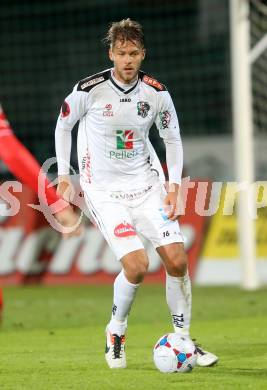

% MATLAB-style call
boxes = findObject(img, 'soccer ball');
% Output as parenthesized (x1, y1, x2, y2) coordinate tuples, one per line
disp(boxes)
(153, 333, 197, 373)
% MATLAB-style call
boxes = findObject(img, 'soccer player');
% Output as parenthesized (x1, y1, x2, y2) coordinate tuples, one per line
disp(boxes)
(55, 19, 218, 368)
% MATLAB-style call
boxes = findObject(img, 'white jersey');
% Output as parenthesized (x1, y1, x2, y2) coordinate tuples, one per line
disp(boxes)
(55, 68, 183, 191)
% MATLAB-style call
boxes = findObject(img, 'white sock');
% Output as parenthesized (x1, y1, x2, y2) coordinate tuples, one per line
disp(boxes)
(166, 272, 192, 336)
(108, 270, 139, 336)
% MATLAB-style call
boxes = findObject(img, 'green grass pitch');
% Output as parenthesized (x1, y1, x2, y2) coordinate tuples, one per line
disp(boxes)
(0, 284, 267, 390)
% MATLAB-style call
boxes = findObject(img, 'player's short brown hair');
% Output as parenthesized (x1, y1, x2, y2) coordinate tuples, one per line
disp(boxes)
(104, 18, 145, 48)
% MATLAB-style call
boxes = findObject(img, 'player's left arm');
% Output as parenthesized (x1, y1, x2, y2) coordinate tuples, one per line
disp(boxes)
(155, 91, 183, 221)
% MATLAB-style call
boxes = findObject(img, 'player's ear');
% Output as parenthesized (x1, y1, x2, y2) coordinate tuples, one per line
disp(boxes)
(142, 48, 146, 60)
(109, 48, 114, 61)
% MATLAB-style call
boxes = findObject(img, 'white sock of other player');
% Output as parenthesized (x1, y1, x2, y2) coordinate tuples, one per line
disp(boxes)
(166, 272, 192, 336)
(108, 270, 139, 336)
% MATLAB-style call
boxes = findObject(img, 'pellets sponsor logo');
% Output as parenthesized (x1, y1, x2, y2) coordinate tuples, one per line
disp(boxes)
(137, 101, 150, 118)
(80, 76, 105, 90)
(61, 101, 70, 118)
(159, 110, 171, 129)
(109, 149, 138, 159)
(114, 222, 137, 237)
(116, 130, 133, 149)
(109, 130, 138, 159)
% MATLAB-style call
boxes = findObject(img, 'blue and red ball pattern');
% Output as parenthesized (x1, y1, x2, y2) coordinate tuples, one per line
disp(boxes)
(155, 335, 194, 369)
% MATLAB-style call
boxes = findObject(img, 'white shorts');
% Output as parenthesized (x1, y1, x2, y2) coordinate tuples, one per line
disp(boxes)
(83, 182, 184, 261)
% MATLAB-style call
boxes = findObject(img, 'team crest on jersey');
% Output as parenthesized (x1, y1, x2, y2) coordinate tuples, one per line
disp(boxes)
(137, 101, 150, 118)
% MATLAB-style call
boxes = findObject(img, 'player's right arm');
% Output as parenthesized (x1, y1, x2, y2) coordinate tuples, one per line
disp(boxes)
(55, 85, 89, 201)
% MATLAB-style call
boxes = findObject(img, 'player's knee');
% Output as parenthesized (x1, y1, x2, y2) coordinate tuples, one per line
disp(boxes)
(123, 255, 149, 284)
(165, 251, 188, 277)
(130, 262, 148, 283)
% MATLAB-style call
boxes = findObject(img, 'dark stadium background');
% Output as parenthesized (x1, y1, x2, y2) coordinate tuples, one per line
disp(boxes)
(0, 0, 230, 172)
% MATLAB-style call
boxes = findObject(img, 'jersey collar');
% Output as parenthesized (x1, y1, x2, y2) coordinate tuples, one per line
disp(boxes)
(109, 70, 139, 95)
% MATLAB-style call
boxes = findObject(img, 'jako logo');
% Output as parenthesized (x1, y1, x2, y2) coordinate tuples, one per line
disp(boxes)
(114, 222, 137, 237)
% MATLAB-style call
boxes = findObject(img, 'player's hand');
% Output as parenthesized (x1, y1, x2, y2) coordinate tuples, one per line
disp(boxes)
(55, 204, 83, 239)
(164, 183, 180, 221)
(56, 175, 83, 238)
(56, 175, 76, 203)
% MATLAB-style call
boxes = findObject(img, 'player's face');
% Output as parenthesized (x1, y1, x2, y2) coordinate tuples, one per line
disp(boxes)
(109, 40, 145, 84)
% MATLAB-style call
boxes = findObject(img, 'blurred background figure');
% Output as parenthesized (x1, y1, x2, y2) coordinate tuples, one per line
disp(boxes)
(0, 104, 82, 319)
(0, 104, 82, 237)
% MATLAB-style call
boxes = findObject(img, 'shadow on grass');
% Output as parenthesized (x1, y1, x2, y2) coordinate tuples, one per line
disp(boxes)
(196, 366, 267, 378)
(126, 363, 267, 379)
(127, 364, 155, 372)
